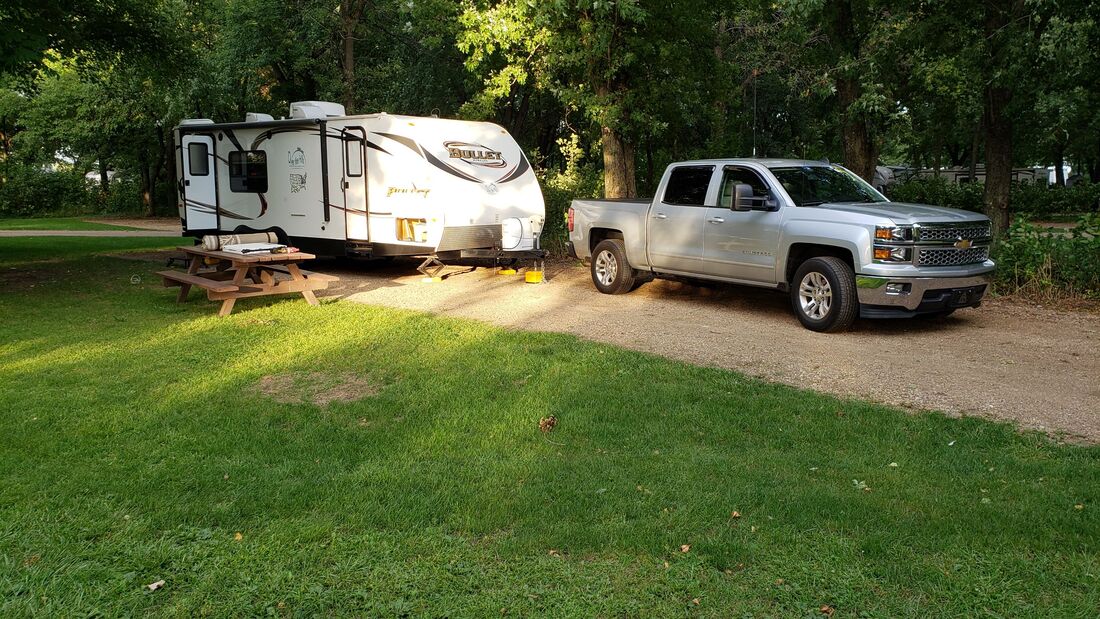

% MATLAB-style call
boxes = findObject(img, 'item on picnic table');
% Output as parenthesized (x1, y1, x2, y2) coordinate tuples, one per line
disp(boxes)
(222, 242, 287, 255)
(201, 232, 279, 251)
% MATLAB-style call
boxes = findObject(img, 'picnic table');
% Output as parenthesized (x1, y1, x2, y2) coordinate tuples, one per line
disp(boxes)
(158, 246, 337, 316)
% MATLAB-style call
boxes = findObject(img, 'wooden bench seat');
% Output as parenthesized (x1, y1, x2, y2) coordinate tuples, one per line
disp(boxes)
(157, 270, 240, 293)
(257, 264, 340, 282)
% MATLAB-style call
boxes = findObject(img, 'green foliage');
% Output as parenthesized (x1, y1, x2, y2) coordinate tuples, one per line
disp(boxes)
(991, 214, 1100, 299)
(0, 164, 93, 216)
(888, 178, 1100, 218)
(538, 135, 602, 253)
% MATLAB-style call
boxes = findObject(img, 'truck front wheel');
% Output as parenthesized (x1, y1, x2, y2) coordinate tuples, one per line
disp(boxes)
(790, 256, 858, 332)
(591, 239, 637, 294)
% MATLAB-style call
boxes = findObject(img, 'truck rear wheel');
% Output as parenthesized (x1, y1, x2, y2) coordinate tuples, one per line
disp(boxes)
(790, 256, 858, 332)
(591, 239, 637, 294)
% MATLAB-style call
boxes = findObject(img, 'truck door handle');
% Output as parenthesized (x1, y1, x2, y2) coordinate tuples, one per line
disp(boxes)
(707, 217, 725, 224)
(653, 213, 668, 220)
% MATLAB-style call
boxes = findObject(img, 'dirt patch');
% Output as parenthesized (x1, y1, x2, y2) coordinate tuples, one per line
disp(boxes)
(94, 217, 182, 232)
(255, 371, 380, 406)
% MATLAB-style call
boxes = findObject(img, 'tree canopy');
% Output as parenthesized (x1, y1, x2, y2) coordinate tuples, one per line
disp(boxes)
(1, 0, 1096, 232)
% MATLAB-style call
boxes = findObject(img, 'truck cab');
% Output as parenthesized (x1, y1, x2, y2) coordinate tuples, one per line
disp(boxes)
(567, 159, 994, 332)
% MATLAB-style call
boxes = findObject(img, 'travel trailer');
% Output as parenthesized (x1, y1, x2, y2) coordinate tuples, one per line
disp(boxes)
(174, 101, 546, 273)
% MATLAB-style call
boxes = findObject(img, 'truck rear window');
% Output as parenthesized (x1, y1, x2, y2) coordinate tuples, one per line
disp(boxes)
(663, 166, 714, 206)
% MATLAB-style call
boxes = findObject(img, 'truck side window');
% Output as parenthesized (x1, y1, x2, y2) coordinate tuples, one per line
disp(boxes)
(228, 150, 268, 193)
(663, 165, 714, 206)
(719, 168, 770, 208)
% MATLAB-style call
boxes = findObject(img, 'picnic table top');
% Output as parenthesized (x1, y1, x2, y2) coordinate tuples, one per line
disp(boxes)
(179, 245, 316, 263)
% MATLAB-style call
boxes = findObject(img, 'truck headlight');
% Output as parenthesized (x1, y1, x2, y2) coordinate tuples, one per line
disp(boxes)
(873, 246, 912, 262)
(875, 226, 913, 242)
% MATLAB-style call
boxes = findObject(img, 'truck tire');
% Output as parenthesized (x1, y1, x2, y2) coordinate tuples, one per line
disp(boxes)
(590, 239, 637, 294)
(790, 256, 858, 332)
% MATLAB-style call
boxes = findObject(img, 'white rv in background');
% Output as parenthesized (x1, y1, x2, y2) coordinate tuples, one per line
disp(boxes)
(174, 101, 546, 269)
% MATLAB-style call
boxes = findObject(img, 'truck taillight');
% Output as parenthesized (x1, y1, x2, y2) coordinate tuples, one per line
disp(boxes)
(567, 207, 575, 232)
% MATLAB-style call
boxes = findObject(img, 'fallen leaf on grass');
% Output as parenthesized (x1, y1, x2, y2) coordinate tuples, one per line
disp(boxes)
(146, 580, 165, 592)
(774, 578, 785, 585)
(888, 462, 899, 468)
(663, 561, 670, 569)
(820, 605, 835, 616)
(548, 549, 561, 557)
(234, 532, 243, 541)
(680, 544, 691, 553)
(731, 511, 742, 519)
(692, 598, 700, 605)
(853, 480, 871, 492)
(538, 416, 557, 433)
(1075, 504, 1085, 510)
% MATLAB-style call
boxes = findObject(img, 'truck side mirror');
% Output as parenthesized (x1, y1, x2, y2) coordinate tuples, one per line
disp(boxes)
(731, 184, 753, 212)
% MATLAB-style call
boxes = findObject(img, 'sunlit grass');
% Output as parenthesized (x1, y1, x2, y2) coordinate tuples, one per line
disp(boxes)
(0, 239, 1097, 616)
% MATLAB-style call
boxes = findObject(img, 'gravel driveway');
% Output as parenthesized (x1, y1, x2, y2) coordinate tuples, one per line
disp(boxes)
(314, 258, 1100, 442)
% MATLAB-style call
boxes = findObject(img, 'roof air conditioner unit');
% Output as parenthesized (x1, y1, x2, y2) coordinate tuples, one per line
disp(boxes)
(289, 101, 347, 119)
(246, 112, 274, 122)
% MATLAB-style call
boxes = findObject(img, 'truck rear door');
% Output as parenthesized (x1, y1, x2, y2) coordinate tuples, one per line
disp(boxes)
(645, 165, 713, 273)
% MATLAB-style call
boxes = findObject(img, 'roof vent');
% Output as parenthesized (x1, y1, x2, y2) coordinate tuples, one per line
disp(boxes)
(245, 112, 274, 122)
(179, 118, 214, 126)
(289, 101, 346, 119)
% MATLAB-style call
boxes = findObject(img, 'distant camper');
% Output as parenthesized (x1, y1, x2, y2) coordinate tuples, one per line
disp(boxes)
(173, 101, 546, 267)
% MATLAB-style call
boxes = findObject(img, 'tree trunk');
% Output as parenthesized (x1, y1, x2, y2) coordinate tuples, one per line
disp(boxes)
(340, 2, 364, 114)
(836, 76, 877, 182)
(98, 158, 110, 194)
(983, 84, 1012, 235)
(969, 123, 980, 183)
(601, 126, 636, 199)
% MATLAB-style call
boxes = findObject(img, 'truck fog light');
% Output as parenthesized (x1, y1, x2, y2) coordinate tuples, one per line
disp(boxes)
(885, 282, 910, 295)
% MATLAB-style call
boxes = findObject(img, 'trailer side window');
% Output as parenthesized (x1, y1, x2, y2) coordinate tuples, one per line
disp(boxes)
(663, 165, 714, 206)
(187, 143, 209, 176)
(229, 150, 268, 193)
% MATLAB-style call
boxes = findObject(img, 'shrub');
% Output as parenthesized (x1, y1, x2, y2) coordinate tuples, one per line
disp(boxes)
(0, 165, 96, 216)
(990, 213, 1100, 300)
(536, 135, 602, 255)
(886, 177, 1100, 219)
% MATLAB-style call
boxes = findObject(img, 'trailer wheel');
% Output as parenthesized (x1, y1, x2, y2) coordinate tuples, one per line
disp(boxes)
(790, 256, 858, 332)
(591, 239, 637, 294)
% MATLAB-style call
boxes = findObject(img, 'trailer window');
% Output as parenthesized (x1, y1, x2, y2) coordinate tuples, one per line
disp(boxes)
(187, 143, 209, 176)
(663, 165, 714, 206)
(229, 150, 268, 193)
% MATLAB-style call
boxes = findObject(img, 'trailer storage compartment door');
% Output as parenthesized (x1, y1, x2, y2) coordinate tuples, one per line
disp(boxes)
(182, 135, 218, 231)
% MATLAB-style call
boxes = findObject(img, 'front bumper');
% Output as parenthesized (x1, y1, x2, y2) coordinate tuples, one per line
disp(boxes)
(856, 273, 991, 316)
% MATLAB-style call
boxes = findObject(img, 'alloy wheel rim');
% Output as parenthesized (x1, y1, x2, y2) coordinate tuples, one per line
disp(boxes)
(594, 250, 618, 286)
(798, 271, 832, 320)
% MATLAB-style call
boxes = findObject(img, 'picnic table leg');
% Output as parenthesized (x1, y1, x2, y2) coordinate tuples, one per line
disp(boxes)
(218, 266, 251, 317)
(177, 254, 203, 303)
(285, 263, 320, 307)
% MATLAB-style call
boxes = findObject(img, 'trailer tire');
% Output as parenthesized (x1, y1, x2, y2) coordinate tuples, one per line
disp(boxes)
(591, 239, 637, 294)
(790, 256, 858, 332)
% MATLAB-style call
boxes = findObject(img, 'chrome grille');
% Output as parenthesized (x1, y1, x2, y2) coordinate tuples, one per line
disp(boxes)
(917, 246, 989, 267)
(917, 223, 992, 242)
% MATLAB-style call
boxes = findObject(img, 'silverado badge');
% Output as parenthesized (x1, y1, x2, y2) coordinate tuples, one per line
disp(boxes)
(954, 238, 973, 249)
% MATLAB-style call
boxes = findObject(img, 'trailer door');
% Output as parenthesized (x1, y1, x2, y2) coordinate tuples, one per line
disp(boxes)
(343, 127, 368, 241)
(181, 135, 218, 230)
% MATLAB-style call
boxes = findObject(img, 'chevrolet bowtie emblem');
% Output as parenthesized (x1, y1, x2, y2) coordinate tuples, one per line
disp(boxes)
(954, 238, 973, 249)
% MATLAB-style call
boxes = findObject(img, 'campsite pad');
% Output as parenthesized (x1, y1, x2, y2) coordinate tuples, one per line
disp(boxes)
(254, 371, 381, 406)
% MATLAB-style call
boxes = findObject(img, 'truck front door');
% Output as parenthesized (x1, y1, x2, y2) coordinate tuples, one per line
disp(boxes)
(701, 166, 781, 283)
(645, 165, 713, 273)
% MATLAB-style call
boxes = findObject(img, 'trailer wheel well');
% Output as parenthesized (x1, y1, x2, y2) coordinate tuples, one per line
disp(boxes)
(785, 243, 856, 283)
(589, 228, 625, 253)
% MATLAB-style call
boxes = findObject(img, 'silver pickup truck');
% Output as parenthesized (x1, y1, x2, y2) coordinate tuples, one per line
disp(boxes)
(567, 159, 995, 332)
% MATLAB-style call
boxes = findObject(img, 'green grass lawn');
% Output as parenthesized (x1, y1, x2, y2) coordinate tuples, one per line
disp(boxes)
(0, 216, 139, 231)
(1, 239, 1097, 617)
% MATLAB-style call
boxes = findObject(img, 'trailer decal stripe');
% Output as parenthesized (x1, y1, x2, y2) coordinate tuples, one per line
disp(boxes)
(496, 153, 530, 184)
(373, 131, 486, 184)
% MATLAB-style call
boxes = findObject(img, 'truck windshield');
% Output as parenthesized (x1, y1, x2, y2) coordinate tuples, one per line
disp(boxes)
(769, 165, 887, 206)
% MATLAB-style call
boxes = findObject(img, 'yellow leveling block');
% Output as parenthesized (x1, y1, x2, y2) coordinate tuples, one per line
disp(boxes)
(421, 276, 443, 283)
(525, 270, 544, 284)
(498, 268, 517, 275)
